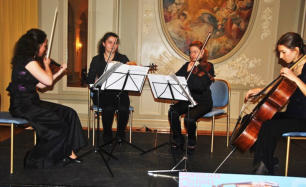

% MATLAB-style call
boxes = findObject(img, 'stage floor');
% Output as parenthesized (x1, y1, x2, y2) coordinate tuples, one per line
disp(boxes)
(0, 128, 305, 187)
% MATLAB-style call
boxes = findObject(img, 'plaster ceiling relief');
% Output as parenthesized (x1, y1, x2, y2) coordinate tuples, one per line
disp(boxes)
(215, 54, 267, 87)
(261, 7, 273, 40)
(149, 52, 184, 75)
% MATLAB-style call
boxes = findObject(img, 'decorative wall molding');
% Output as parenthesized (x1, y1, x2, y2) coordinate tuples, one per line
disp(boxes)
(261, 7, 273, 40)
(264, 0, 275, 3)
(215, 54, 267, 87)
(149, 51, 184, 75)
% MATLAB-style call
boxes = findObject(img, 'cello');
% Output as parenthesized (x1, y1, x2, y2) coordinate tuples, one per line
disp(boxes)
(230, 55, 306, 152)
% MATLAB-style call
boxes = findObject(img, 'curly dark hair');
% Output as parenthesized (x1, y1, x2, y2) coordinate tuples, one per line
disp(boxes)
(11, 28, 47, 66)
(276, 32, 305, 57)
(97, 32, 120, 55)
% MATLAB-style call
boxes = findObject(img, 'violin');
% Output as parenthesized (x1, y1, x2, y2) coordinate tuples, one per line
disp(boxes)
(49, 59, 62, 74)
(37, 57, 62, 74)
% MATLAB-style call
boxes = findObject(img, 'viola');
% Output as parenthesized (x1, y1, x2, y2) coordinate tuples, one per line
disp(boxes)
(230, 55, 306, 152)
(186, 32, 212, 81)
(192, 59, 214, 80)
(127, 61, 158, 73)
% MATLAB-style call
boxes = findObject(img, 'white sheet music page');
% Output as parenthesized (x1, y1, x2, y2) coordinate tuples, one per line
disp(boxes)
(147, 74, 191, 101)
(101, 62, 149, 92)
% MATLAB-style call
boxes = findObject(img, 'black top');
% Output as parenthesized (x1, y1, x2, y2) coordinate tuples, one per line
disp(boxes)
(285, 63, 306, 119)
(87, 52, 130, 107)
(87, 52, 129, 84)
(7, 57, 39, 97)
(175, 62, 215, 105)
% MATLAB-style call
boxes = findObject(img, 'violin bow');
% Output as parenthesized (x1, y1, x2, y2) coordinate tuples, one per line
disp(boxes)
(46, 8, 58, 59)
(186, 32, 212, 81)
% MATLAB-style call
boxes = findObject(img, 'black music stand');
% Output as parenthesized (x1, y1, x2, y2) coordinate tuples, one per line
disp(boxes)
(99, 63, 149, 155)
(79, 63, 123, 177)
(145, 74, 197, 175)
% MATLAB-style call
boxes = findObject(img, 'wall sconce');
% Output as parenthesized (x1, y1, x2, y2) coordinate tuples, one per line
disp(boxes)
(76, 38, 83, 55)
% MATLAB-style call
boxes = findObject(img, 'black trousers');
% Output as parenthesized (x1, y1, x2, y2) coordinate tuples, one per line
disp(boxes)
(254, 112, 306, 173)
(93, 90, 130, 140)
(168, 101, 212, 142)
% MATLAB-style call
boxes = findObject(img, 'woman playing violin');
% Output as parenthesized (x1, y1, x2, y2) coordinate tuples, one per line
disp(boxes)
(87, 32, 130, 143)
(245, 32, 306, 175)
(168, 41, 215, 150)
(6, 28, 87, 168)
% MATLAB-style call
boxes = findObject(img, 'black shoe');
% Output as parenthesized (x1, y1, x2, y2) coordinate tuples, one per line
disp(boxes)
(116, 136, 124, 143)
(116, 132, 126, 143)
(272, 157, 279, 175)
(103, 134, 113, 144)
(171, 142, 184, 149)
(62, 157, 83, 165)
(171, 135, 184, 149)
(187, 137, 196, 150)
(253, 161, 269, 175)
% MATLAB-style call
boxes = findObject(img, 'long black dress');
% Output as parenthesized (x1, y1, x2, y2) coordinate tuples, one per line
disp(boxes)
(6, 57, 87, 169)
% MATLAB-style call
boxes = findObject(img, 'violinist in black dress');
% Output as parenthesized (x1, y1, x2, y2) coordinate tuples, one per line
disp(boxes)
(87, 32, 130, 143)
(245, 32, 306, 175)
(6, 29, 87, 168)
(168, 41, 215, 149)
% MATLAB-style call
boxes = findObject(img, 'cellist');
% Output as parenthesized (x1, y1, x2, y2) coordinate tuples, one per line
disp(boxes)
(245, 32, 306, 175)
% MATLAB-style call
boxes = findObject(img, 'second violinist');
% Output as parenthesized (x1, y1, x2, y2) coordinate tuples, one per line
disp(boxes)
(87, 32, 130, 144)
(168, 41, 215, 150)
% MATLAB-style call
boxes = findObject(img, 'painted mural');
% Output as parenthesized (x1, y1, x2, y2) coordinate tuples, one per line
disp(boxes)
(161, 0, 255, 61)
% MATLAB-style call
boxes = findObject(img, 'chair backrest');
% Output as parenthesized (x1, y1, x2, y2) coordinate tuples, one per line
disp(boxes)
(210, 79, 230, 108)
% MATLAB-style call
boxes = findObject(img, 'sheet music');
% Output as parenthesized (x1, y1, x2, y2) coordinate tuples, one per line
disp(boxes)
(92, 62, 122, 88)
(170, 74, 197, 106)
(100, 62, 149, 92)
(147, 74, 193, 101)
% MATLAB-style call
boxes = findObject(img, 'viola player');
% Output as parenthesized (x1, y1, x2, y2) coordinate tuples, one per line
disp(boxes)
(168, 41, 215, 150)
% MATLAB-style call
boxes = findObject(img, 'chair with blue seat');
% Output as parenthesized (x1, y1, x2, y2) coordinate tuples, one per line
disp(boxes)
(196, 79, 231, 153)
(0, 112, 30, 174)
(88, 89, 134, 145)
(282, 132, 306, 176)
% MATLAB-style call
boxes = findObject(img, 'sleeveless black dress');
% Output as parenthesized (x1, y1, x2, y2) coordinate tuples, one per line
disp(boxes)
(6, 58, 87, 168)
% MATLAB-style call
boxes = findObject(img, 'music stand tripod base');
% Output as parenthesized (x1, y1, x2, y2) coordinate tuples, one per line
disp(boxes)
(101, 136, 146, 158)
(80, 88, 118, 177)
